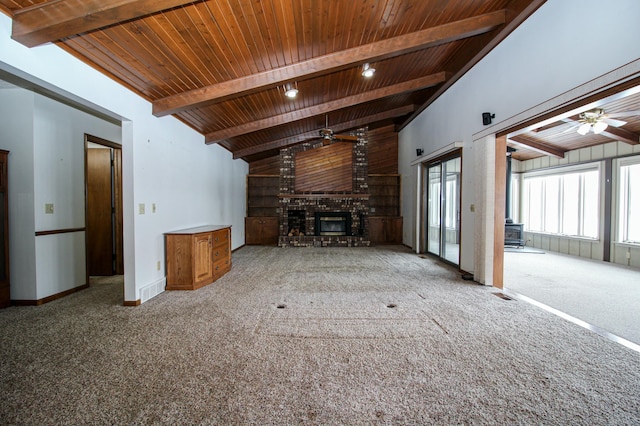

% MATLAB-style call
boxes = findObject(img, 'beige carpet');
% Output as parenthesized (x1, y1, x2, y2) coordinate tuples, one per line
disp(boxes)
(504, 249, 640, 345)
(0, 245, 639, 424)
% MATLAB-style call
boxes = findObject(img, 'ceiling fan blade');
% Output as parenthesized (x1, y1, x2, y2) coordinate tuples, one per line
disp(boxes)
(602, 118, 627, 127)
(606, 110, 640, 118)
(333, 134, 359, 142)
(559, 123, 580, 134)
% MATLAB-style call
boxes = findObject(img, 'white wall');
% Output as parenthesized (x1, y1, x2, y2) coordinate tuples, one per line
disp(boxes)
(0, 88, 122, 300)
(399, 0, 640, 279)
(0, 12, 248, 304)
(0, 88, 36, 300)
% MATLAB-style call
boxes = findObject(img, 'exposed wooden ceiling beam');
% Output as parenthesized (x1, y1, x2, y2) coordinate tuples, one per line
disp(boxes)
(153, 11, 506, 117)
(509, 135, 567, 158)
(600, 126, 640, 145)
(206, 73, 447, 144)
(233, 105, 416, 159)
(12, 0, 196, 48)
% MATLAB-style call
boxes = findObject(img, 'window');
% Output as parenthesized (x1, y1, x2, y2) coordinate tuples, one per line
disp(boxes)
(523, 166, 599, 239)
(619, 160, 640, 243)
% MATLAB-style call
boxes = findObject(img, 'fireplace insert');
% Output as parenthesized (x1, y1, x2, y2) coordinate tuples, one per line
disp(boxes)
(315, 212, 351, 236)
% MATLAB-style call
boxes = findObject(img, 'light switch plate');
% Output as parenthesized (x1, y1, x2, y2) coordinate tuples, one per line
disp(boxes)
(139, 203, 145, 215)
(45, 203, 54, 214)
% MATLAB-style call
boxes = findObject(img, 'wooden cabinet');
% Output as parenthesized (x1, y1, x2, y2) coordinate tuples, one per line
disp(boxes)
(369, 217, 403, 245)
(245, 216, 279, 245)
(165, 225, 231, 290)
(0, 150, 8, 308)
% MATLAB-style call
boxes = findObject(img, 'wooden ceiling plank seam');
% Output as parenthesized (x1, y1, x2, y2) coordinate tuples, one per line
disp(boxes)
(66, 30, 166, 95)
(163, 6, 222, 89)
(11, 0, 197, 47)
(140, 13, 208, 94)
(183, 5, 231, 86)
(279, 0, 298, 64)
(234, 0, 269, 74)
(317, 0, 329, 58)
(212, 0, 255, 77)
(300, 0, 313, 61)
(152, 10, 506, 116)
(259, 0, 287, 68)
(232, 104, 416, 158)
(205, 73, 446, 143)
(114, 21, 195, 93)
(195, 2, 239, 82)
(57, 39, 160, 100)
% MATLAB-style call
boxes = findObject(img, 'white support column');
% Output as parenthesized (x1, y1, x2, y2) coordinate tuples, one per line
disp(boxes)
(473, 134, 496, 285)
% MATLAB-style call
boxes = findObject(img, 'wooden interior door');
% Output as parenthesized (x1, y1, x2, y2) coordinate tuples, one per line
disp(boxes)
(87, 148, 113, 276)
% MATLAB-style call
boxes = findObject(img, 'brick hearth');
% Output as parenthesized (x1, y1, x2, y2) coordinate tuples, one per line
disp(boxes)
(278, 128, 370, 247)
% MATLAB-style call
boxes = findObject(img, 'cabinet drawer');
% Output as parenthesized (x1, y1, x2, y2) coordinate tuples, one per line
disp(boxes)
(213, 228, 230, 248)
(214, 256, 231, 277)
(212, 245, 230, 261)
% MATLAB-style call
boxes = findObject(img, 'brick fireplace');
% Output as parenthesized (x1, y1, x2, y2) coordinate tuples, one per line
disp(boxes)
(278, 128, 370, 247)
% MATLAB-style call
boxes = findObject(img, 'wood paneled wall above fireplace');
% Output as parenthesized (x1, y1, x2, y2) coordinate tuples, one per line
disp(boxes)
(245, 125, 402, 246)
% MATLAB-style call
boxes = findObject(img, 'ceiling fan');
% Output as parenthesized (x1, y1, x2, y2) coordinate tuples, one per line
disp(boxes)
(564, 108, 640, 135)
(313, 115, 359, 145)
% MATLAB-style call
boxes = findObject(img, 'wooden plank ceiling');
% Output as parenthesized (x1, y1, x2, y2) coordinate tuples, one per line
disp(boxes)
(1, 0, 547, 163)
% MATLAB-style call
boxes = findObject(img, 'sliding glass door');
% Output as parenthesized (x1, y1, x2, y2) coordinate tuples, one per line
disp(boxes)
(425, 154, 461, 265)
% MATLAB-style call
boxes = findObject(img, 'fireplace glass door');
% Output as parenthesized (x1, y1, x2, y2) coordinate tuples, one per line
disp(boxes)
(426, 155, 460, 265)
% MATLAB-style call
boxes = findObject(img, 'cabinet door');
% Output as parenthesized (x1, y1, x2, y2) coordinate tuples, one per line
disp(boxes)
(369, 217, 402, 244)
(260, 217, 279, 245)
(246, 217, 279, 245)
(193, 233, 214, 285)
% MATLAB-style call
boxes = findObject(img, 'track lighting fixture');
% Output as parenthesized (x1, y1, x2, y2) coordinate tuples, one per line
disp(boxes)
(361, 63, 375, 78)
(284, 82, 298, 98)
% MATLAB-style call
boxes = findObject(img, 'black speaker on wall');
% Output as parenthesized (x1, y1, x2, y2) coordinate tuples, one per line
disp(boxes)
(416, 148, 424, 156)
(482, 112, 495, 125)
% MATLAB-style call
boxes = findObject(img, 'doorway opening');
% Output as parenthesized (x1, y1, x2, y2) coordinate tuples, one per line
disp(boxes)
(85, 134, 123, 280)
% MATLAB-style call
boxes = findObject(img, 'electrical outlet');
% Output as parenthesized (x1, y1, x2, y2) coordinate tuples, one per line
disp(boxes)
(626, 250, 631, 259)
(45, 203, 54, 214)
(152, 203, 157, 213)
(139, 203, 145, 215)
(156, 261, 161, 271)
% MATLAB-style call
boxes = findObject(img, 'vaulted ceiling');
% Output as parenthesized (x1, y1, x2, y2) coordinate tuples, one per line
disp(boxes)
(1, 0, 561, 163)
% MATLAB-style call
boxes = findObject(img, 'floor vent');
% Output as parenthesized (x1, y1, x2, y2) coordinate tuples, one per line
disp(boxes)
(493, 292, 513, 301)
(276, 304, 286, 309)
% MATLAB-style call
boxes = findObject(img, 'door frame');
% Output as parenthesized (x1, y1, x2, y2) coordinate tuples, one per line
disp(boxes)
(419, 148, 462, 267)
(471, 62, 640, 287)
(84, 134, 124, 282)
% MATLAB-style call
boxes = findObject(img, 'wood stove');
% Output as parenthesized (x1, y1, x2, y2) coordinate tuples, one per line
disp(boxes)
(505, 221, 524, 247)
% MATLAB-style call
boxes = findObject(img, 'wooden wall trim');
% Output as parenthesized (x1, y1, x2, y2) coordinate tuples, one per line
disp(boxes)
(35, 227, 85, 236)
(123, 299, 141, 307)
(493, 135, 506, 289)
(11, 284, 89, 306)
